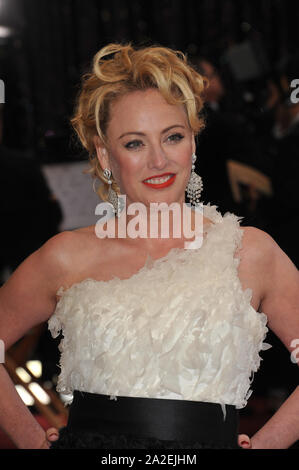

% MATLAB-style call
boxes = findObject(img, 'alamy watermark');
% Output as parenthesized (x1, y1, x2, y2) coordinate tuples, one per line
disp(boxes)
(290, 79, 299, 104)
(290, 339, 299, 364)
(0, 80, 4, 104)
(95, 197, 205, 249)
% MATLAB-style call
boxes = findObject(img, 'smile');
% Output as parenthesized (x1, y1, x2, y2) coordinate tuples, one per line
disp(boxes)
(142, 173, 176, 189)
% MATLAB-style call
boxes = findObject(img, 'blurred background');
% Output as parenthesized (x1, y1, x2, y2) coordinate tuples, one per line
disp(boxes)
(0, 0, 298, 448)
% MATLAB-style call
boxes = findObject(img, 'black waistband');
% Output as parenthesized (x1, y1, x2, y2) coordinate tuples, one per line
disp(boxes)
(66, 391, 239, 446)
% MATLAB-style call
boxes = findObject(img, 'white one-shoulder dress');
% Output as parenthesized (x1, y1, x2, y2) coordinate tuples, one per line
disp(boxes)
(48, 203, 271, 449)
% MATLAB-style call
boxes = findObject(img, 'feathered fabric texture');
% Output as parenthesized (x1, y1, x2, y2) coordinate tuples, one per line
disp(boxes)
(48, 203, 271, 418)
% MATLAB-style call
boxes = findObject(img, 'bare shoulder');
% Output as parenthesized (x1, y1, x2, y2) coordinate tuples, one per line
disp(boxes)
(233, 225, 280, 308)
(25, 231, 83, 294)
(239, 227, 299, 352)
(40, 230, 80, 270)
(237, 224, 297, 272)
(0, 230, 92, 350)
(40, 228, 99, 276)
(238, 225, 298, 308)
(236, 225, 276, 263)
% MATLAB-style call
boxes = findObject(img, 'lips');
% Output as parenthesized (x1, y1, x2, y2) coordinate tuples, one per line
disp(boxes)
(142, 173, 176, 189)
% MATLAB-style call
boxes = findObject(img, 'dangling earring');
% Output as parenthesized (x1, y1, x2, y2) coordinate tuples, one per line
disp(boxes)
(103, 168, 123, 217)
(185, 153, 203, 206)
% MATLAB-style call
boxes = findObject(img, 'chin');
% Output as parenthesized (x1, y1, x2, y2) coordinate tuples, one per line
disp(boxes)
(127, 191, 183, 209)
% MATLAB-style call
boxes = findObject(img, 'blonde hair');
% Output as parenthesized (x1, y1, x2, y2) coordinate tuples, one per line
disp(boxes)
(71, 42, 208, 201)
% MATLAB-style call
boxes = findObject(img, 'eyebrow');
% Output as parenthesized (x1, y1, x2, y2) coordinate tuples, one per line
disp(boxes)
(118, 125, 186, 140)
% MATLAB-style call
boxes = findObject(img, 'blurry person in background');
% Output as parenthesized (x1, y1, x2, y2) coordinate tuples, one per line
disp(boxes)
(192, 57, 264, 219)
(196, 58, 226, 110)
(0, 102, 63, 384)
(248, 57, 299, 409)
(0, 103, 63, 284)
(269, 54, 299, 269)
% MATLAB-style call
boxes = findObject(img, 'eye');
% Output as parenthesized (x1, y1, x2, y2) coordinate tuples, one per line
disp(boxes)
(167, 133, 184, 143)
(124, 140, 143, 150)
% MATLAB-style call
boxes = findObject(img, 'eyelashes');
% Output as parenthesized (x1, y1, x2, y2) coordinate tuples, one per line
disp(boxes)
(168, 133, 184, 143)
(124, 133, 184, 150)
(124, 140, 142, 150)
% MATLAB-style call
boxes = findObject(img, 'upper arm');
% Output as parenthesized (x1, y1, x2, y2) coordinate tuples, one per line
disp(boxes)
(258, 230, 299, 356)
(0, 231, 73, 351)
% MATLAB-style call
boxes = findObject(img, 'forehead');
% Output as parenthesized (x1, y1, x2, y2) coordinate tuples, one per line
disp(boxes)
(107, 88, 188, 135)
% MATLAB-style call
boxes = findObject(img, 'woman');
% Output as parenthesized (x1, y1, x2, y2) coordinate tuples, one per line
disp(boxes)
(0, 43, 298, 450)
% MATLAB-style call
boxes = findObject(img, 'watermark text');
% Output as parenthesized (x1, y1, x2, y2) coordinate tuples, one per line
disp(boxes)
(0, 80, 4, 104)
(290, 79, 299, 104)
(290, 339, 299, 364)
(95, 197, 204, 249)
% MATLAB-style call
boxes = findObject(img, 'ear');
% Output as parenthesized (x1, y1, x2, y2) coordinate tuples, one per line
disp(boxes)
(93, 135, 109, 170)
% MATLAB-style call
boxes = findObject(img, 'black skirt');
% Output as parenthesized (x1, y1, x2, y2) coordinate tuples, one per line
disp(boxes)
(50, 390, 242, 449)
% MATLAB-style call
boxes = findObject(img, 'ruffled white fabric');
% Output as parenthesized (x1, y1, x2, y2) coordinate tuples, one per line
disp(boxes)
(48, 203, 271, 418)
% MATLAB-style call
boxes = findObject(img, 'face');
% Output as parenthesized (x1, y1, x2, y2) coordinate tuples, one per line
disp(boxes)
(94, 88, 195, 209)
(199, 60, 224, 103)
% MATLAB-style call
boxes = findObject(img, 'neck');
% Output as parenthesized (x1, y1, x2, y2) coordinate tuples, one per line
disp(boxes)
(113, 200, 205, 252)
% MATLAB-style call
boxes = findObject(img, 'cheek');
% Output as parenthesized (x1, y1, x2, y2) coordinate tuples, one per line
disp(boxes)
(176, 142, 192, 168)
(114, 154, 141, 183)
(109, 158, 120, 179)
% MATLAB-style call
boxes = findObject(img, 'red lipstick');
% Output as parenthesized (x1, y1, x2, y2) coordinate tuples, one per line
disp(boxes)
(142, 173, 176, 189)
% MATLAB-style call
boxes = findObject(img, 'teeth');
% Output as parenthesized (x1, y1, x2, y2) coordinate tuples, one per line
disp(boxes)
(144, 175, 173, 184)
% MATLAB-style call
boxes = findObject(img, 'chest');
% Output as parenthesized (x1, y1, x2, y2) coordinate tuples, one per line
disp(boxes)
(65, 224, 264, 312)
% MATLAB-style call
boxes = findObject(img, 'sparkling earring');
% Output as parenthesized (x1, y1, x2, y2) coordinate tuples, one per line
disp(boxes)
(185, 153, 203, 206)
(103, 168, 123, 217)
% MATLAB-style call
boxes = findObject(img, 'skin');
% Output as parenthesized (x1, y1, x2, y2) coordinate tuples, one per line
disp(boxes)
(0, 89, 298, 449)
(94, 88, 198, 252)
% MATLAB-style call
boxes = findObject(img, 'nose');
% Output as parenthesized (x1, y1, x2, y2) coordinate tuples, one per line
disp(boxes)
(147, 143, 168, 170)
